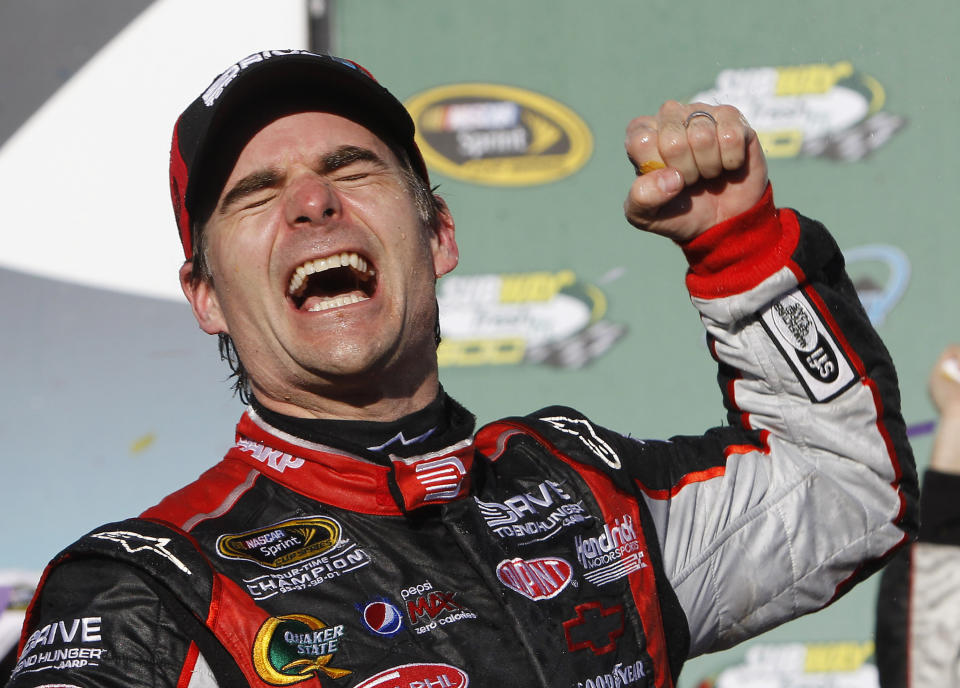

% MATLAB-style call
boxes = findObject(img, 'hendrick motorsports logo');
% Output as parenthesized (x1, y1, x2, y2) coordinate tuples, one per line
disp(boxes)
(405, 83, 592, 185)
(437, 269, 626, 368)
(692, 61, 905, 161)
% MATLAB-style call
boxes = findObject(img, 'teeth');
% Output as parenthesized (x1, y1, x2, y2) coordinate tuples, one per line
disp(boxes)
(306, 293, 369, 312)
(287, 251, 375, 297)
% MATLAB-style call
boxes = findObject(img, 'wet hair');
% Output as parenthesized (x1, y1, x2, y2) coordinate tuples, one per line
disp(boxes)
(187, 143, 444, 404)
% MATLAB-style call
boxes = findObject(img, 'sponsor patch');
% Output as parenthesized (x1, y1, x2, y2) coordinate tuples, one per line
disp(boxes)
(217, 517, 342, 569)
(358, 599, 405, 637)
(405, 82, 592, 186)
(574, 515, 646, 586)
(401, 580, 476, 635)
(563, 602, 625, 655)
(496, 557, 573, 600)
(576, 659, 647, 688)
(436, 269, 626, 369)
(236, 436, 305, 473)
(12, 617, 105, 678)
(475, 479, 591, 545)
(224, 517, 371, 600)
(691, 61, 905, 161)
(354, 663, 469, 688)
(90, 531, 191, 574)
(759, 290, 857, 402)
(252, 614, 350, 685)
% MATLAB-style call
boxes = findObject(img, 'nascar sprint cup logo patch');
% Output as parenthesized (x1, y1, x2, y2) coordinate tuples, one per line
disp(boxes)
(760, 290, 856, 402)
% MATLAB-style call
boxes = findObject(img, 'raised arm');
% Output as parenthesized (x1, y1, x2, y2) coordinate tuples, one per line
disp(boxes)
(620, 102, 917, 656)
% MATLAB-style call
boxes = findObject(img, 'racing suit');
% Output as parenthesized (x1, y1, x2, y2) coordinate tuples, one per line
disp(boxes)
(7, 187, 917, 688)
(876, 469, 960, 687)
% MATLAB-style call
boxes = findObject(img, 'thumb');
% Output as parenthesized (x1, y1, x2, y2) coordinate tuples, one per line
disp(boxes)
(624, 167, 684, 231)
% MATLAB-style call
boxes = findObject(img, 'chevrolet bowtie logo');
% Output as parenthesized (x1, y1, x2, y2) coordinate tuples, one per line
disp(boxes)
(562, 601, 625, 655)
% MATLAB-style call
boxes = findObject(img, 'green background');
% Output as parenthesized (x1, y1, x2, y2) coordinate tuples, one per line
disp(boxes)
(335, 1, 959, 684)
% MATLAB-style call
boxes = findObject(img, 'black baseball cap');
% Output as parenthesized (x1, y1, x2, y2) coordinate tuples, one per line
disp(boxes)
(169, 49, 429, 259)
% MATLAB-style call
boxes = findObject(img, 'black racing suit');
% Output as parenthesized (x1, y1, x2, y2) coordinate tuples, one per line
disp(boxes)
(7, 187, 917, 688)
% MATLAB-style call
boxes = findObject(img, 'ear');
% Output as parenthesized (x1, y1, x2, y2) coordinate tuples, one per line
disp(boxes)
(429, 196, 459, 278)
(179, 261, 228, 335)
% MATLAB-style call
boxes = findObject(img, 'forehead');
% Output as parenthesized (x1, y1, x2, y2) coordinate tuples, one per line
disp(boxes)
(226, 111, 397, 177)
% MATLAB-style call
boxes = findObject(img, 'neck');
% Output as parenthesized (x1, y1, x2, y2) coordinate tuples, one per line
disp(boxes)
(250, 371, 443, 422)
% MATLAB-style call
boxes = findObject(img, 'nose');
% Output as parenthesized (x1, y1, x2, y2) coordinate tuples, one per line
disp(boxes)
(284, 172, 341, 227)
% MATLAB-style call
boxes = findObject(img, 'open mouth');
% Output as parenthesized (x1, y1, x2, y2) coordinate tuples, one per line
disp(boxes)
(287, 252, 377, 312)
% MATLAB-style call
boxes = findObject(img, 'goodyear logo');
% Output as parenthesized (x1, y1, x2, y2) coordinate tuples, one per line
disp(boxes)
(405, 83, 592, 185)
(437, 269, 625, 368)
(692, 61, 905, 161)
(252, 613, 350, 685)
(217, 517, 341, 569)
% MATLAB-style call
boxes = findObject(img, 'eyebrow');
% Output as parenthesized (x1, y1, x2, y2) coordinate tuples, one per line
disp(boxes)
(218, 145, 389, 216)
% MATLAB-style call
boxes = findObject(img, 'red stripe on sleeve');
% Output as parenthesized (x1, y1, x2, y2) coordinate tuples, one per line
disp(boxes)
(682, 184, 800, 300)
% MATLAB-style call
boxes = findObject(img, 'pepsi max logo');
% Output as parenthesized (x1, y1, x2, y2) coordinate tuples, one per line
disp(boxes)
(360, 600, 404, 637)
(354, 663, 468, 688)
(496, 556, 573, 600)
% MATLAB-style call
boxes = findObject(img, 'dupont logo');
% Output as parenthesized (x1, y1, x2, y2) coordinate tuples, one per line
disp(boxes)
(496, 556, 573, 600)
(354, 663, 469, 688)
(405, 83, 592, 186)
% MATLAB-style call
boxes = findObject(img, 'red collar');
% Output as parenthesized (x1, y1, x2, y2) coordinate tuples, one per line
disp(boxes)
(226, 409, 475, 516)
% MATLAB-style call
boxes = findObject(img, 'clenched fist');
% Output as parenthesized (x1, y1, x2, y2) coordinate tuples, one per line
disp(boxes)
(624, 101, 768, 242)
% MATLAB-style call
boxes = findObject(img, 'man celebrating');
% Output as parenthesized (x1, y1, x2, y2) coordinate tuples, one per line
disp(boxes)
(7, 50, 915, 688)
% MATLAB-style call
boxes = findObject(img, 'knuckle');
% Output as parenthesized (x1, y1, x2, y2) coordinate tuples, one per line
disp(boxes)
(686, 126, 716, 151)
(659, 133, 687, 157)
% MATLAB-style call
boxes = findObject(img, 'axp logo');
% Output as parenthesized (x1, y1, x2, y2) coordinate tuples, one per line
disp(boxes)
(691, 61, 905, 161)
(236, 436, 305, 473)
(354, 664, 469, 688)
(475, 479, 591, 544)
(252, 614, 350, 685)
(437, 270, 626, 369)
(217, 516, 372, 600)
(405, 83, 592, 186)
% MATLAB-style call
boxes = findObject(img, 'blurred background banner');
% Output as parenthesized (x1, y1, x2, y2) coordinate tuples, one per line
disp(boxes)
(2, 1, 957, 685)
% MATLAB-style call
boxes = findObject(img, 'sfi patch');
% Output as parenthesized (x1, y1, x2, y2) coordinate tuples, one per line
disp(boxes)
(405, 83, 592, 185)
(759, 290, 856, 402)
